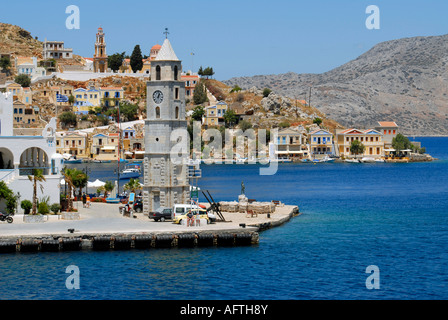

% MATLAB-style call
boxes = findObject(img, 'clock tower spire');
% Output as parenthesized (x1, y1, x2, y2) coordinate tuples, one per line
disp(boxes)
(142, 38, 189, 212)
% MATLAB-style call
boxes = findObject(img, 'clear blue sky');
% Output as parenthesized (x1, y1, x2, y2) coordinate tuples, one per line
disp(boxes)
(1, 0, 447, 80)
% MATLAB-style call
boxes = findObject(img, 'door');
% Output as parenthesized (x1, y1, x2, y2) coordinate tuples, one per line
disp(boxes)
(153, 194, 160, 211)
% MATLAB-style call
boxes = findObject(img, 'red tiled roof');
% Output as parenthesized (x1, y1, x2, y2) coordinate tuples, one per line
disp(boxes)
(377, 121, 398, 127)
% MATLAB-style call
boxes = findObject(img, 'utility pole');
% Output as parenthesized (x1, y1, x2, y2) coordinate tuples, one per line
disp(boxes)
(309, 87, 312, 108)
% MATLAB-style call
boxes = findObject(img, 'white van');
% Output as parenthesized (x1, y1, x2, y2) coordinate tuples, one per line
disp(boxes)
(172, 204, 199, 219)
(172, 203, 216, 223)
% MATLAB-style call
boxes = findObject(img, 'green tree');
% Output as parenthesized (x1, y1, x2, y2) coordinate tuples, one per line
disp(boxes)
(123, 178, 142, 194)
(102, 181, 115, 198)
(68, 94, 75, 105)
(15, 74, 31, 87)
(392, 133, 412, 153)
(198, 66, 204, 77)
(193, 81, 208, 105)
(191, 106, 205, 121)
(59, 111, 77, 128)
(62, 167, 84, 212)
(0, 181, 17, 214)
(313, 117, 323, 126)
(108, 52, 126, 72)
(27, 169, 46, 215)
(0, 56, 11, 74)
(71, 169, 88, 199)
(230, 85, 242, 93)
(120, 101, 139, 121)
(349, 140, 366, 158)
(223, 109, 238, 128)
(130, 45, 143, 73)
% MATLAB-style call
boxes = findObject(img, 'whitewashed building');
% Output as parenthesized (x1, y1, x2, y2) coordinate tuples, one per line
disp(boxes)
(0, 92, 62, 213)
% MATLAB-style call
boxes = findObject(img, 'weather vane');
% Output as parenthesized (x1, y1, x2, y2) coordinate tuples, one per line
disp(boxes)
(164, 28, 169, 39)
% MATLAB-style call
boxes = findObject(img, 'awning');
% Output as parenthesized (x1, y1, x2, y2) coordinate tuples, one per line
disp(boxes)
(124, 151, 133, 155)
(101, 146, 116, 151)
(385, 149, 396, 152)
(134, 151, 145, 154)
(88, 179, 106, 188)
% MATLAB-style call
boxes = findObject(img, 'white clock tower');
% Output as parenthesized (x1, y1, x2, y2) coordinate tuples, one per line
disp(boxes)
(142, 38, 190, 212)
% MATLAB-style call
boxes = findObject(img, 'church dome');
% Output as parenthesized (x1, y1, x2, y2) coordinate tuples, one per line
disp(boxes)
(151, 44, 162, 50)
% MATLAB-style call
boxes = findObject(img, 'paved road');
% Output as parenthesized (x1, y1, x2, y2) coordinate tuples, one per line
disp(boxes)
(0, 202, 265, 238)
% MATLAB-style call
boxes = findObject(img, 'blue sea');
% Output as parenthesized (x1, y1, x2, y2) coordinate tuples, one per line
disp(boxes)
(1, 137, 447, 300)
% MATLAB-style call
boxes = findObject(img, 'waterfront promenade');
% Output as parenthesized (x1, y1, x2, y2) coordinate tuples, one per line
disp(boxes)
(0, 202, 299, 239)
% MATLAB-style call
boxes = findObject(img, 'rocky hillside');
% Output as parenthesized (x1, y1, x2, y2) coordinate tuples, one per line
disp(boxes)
(204, 79, 343, 130)
(224, 34, 448, 136)
(0, 22, 43, 58)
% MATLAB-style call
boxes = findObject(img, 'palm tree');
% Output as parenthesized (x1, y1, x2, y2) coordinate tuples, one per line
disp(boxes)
(100, 181, 114, 199)
(71, 170, 88, 199)
(123, 178, 142, 194)
(27, 169, 46, 215)
(62, 168, 85, 211)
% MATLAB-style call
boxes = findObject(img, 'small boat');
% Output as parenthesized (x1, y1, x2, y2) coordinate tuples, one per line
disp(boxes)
(119, 164, 141, 180)
(64, 158, 83, 164)
(374, 159, 385, 163)
(106, 198, 121, 204)
(345, 159, 360, 163)
(361, 157, 376, 163)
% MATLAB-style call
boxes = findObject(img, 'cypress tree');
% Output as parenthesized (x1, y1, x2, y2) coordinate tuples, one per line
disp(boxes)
(130, 45, 143, 73)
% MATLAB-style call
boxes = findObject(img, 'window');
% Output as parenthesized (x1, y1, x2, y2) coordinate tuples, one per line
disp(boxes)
(376, 137, 379, 141)
(156, 107, 160, 119)
(156, 65, 161, 80)
(393, 130, 396, 134)
(79, 140, 81, 145)
(174, 65, 178, 80)
(14, 108, 17, 114)
(175, 88, 179, 100)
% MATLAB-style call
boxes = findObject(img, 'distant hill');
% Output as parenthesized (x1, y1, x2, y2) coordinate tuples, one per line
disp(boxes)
(224, 34, 448, 136)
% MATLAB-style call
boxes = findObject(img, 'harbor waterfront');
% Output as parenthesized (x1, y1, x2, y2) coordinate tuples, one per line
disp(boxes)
(0, 137, 447, 299)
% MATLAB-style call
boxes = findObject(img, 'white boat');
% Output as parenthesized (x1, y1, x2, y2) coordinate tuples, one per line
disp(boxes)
(119, 165, 141, 180)
(374, 159, 385, 163)
(361, 157, 376, 163)
(345, 159, 360, 163)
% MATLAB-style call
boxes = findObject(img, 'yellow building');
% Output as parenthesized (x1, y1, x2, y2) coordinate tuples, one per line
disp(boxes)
(276, 127, 308, 160)
(56, 131, 90, 158)
(13, 100, 40, 126)
(100, 87, 124, 108)
(309, 129, 334, 159)
(73, 87, 101, 114)
(336, 128, 384, 158)
(90, 132, 119, 160)
(205, 101, 228, 126)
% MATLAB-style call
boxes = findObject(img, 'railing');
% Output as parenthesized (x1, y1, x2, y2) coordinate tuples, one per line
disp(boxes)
(0, 169, 18, 184)
(19, 167, 50, 176)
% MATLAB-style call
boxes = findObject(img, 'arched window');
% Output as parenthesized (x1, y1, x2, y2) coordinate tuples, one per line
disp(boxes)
(155, 107, 160, 119)
(174, 65, 178, 80)
(156, 65, 161, 80)
(175, 107, 179, 119)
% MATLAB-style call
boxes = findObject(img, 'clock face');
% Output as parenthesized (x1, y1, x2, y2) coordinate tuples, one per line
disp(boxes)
(153, 90, 164, 104)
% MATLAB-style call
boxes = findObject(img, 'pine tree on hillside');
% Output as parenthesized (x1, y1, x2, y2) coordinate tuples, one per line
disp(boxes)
(130, 45, 143, 73)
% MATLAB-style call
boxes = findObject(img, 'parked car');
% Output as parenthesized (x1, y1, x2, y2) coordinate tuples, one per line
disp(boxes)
(149, 207, 173, 222)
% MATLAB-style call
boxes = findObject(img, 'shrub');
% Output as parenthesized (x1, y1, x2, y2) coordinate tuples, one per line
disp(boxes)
(50, 203, 61, 215)
(263, 88, 272, 98)
(21, 200, 33, 215)
(38, 202, 50, 214)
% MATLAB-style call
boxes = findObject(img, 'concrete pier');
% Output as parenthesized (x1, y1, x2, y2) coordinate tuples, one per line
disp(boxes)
(0, 202, 300, 253)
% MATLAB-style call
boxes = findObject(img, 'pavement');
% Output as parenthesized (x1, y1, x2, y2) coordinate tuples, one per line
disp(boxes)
(0, 202, 298, 239)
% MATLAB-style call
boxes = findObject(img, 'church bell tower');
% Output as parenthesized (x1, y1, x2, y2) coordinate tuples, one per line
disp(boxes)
(93, 27, 108, 73)
(142, 37, 190, 212)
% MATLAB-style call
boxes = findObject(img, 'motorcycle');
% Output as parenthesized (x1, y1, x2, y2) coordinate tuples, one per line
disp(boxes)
(0, 212, 13, 223)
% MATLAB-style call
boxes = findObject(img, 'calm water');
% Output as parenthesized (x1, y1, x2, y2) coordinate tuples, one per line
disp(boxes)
(1, 137, 447, 300)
